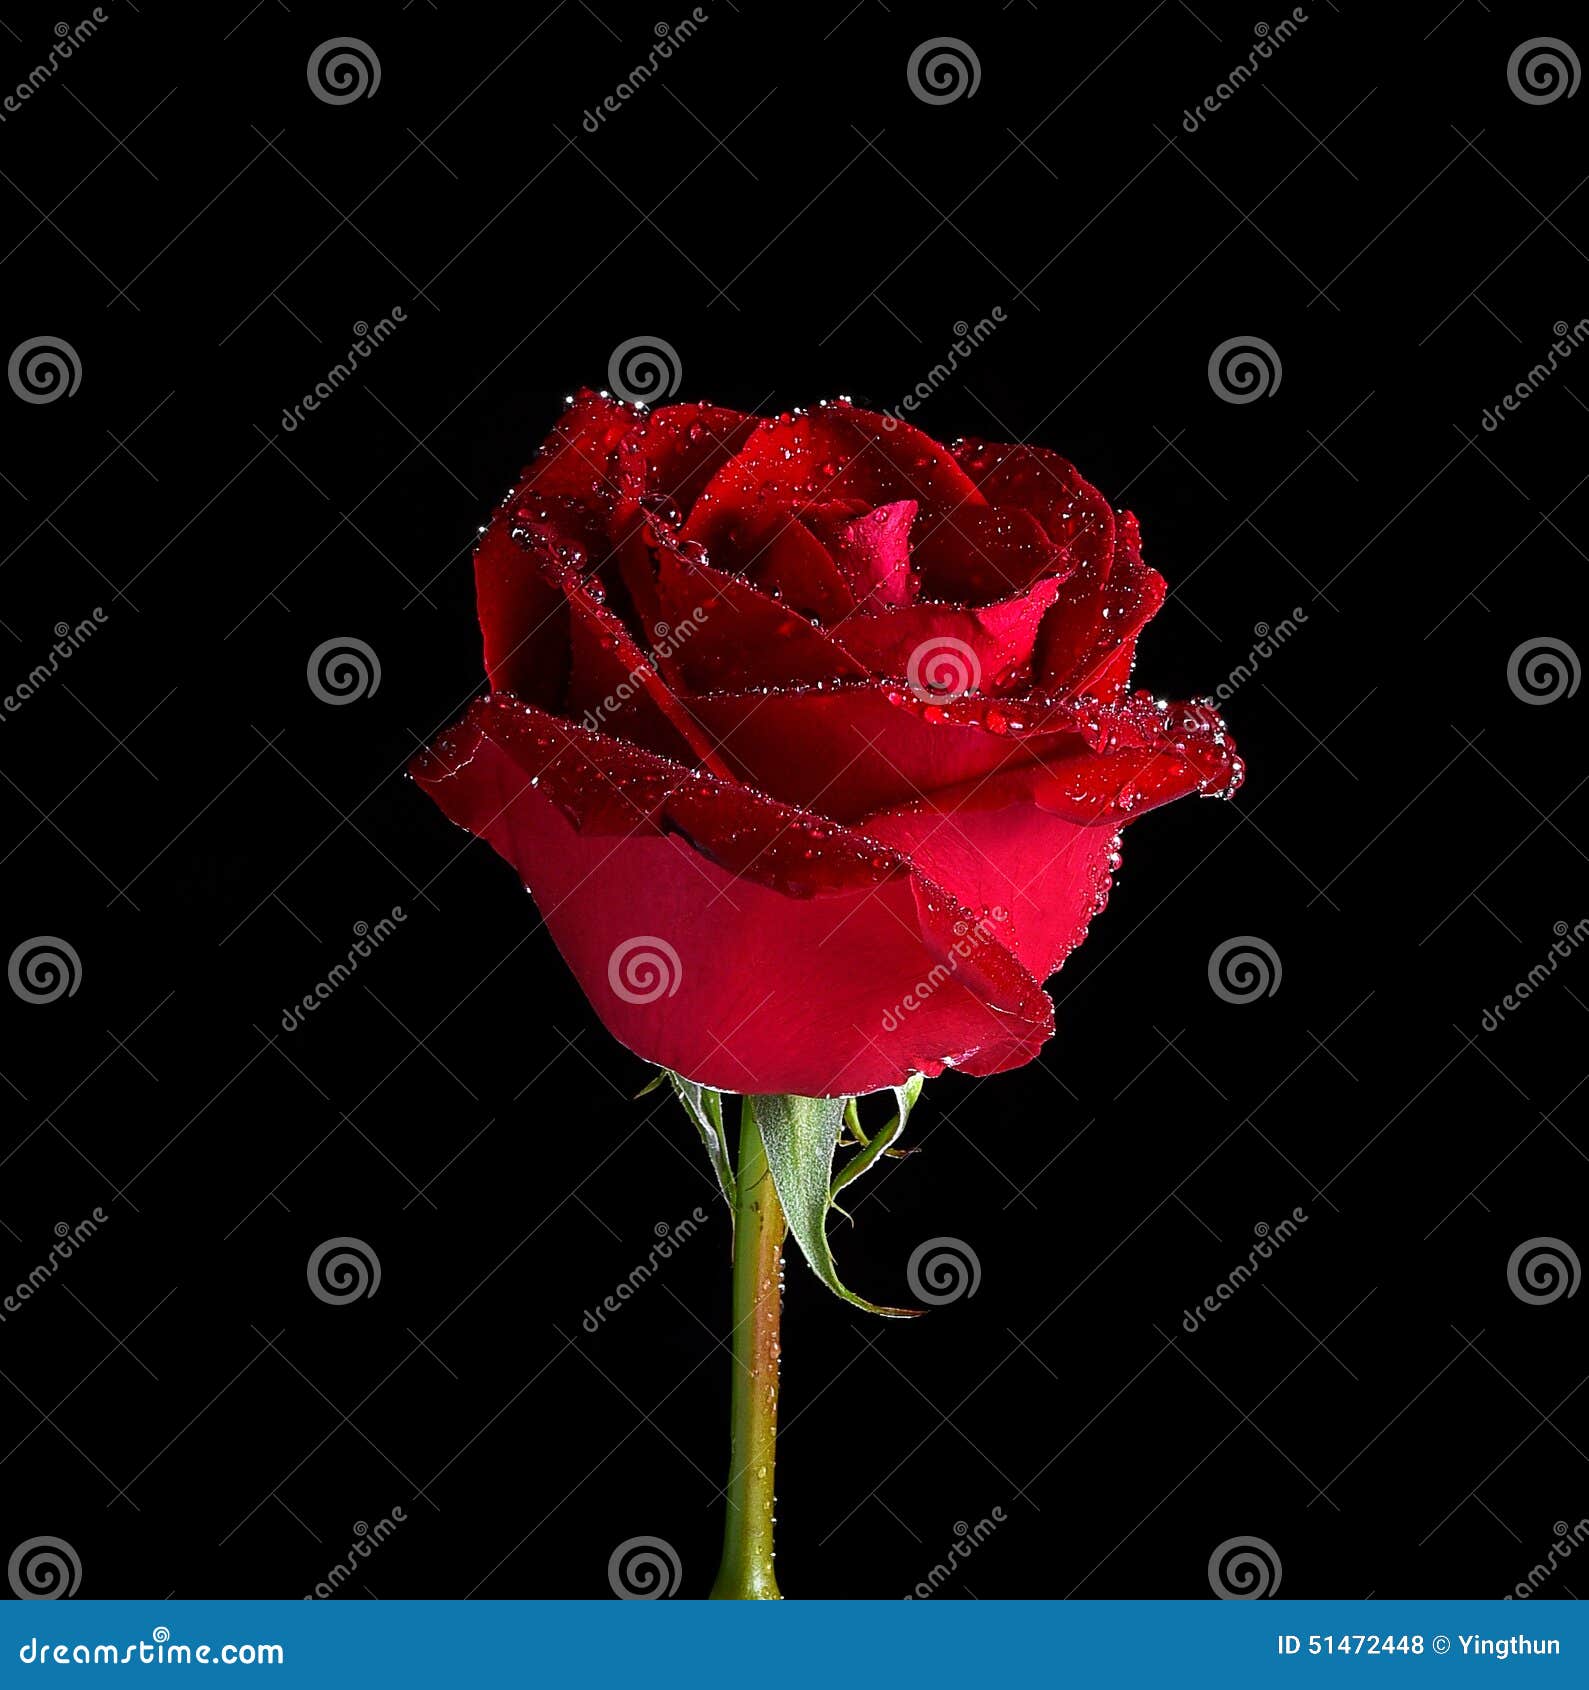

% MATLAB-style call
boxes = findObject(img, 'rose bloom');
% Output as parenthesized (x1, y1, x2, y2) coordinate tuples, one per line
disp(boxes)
(413, 392, 1242, 1097)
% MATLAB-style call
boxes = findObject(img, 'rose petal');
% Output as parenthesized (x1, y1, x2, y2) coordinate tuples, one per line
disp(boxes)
(806, 499, 918, 608)
(412, 697, 1052, 1094)
(910, 505, 1066, 603)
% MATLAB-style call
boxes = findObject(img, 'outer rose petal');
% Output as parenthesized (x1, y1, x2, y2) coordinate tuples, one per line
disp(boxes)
(860, 702, 1242, 981)
(411, 698, 1052, 1095)
(1039, 511, 1166, 698)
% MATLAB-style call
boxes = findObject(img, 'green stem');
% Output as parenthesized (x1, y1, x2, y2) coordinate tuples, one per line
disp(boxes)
(709, 1096, 786, 1599)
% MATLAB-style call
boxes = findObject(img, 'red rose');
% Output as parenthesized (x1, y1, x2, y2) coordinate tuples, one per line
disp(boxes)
(413, 392, 1242, 1097)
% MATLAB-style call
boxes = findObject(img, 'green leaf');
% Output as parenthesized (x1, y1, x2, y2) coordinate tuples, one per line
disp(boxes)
(665, 1073, 736, 1212)
(751, 1093, 918, 1319)
(831, 1075, 924, 1202)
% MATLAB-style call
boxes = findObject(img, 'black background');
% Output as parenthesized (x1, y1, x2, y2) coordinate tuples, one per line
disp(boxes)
(2, 0, 1586, 1602)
